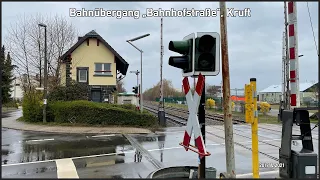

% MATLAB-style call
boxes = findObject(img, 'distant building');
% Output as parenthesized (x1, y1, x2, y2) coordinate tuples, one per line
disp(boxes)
(259, 82, 318, 104)
(117, 92, 138, 106)
(10, 74, 40, 101)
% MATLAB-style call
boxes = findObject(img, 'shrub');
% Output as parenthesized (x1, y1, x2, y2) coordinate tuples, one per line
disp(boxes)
(50, 101, 157, 127)
(22, 90, 54, 122)
(260, 102, 271, 115)
(47, 80, 89, 102)
(206, 98, 215, 109)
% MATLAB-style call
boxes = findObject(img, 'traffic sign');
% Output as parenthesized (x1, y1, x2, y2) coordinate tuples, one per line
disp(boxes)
(180, 73, 209, 158)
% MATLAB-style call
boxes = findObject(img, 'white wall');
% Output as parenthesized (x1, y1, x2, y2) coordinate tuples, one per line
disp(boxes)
(117, 95, 138, 106)
(10, 79, 24, 101)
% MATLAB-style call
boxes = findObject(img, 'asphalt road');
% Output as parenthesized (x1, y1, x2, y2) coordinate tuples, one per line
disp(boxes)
(2, 111, 318, 178)
(2, 127, 161, 178)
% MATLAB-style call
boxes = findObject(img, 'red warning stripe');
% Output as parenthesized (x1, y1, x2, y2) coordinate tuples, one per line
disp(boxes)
(290, 94, 296, 106)
(182, 131, 191, 151)
(195, 74, 205, 96)
(288, 2, 294, 14)
(289, 47, 295, 59)
(290, 71, 296, 82)
(288, 24, 295, 37)
(183, 77, 190, 95)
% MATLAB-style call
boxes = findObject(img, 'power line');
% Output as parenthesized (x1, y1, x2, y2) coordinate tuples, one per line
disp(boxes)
(306, 2, 319, 56)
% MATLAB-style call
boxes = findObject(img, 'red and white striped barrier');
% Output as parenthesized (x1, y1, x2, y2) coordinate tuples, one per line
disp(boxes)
(288, 1, 300, 107)
(181, 73, 208, 158)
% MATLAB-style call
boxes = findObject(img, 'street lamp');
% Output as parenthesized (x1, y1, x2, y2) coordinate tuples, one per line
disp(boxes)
(127, 33, 150, 113)
(38, 23, 48, 123)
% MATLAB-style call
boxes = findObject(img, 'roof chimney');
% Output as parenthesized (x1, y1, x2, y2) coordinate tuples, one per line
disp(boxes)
(78, 36, 83, 41)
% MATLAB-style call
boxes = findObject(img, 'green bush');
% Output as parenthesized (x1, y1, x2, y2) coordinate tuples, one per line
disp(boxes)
(50, 100, 157, 127)
(22, 90, 54, 122)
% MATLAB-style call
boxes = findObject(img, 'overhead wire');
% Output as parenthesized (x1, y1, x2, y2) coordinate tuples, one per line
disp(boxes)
(306, 2, 319, 56)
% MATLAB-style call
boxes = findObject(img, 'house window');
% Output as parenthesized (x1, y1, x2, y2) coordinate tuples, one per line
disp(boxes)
(78, 69, 88, 82)
(95, 63, 112, 75)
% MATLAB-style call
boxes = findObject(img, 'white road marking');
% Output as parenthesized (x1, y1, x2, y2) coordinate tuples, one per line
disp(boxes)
(91, 134, 115, 138)
(56, 158, 79, 178)
(236, 170, 279, 177)
(19, 138, 55, 143)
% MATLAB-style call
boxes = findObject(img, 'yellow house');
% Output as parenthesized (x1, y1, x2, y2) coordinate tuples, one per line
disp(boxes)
(59, 30, 129, 102)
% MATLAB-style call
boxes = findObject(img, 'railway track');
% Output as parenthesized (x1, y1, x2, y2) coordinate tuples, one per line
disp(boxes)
(145, 102, 319, 141)
(145, 104, 243, 125)
(144, 104, 280, 162)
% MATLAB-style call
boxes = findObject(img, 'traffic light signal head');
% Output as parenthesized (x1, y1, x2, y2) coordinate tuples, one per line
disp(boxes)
(132, 86, 138, 94)
(194, 32, 220, 76)
(168, 33, 195, 77)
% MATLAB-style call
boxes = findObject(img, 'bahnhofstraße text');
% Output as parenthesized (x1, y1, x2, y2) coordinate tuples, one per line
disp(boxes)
(69, 8, 251, 19)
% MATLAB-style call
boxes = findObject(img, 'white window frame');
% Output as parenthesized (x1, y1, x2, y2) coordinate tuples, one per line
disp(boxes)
(78, 69, 88, 83)
(95, 63, 112, 75)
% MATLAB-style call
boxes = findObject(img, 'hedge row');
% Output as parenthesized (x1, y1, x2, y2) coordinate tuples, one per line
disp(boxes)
(22, 93, 157, 127)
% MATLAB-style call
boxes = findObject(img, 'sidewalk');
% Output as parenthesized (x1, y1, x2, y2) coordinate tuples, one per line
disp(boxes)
(1, 109, 152, 134)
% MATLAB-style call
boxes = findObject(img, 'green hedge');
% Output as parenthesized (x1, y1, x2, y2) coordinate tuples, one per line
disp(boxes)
(50, 101, 157, 126)
(22, 98, 157, 127)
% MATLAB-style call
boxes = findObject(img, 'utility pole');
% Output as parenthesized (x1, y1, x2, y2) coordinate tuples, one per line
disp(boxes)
(198, 77, 206, 178)
(130, 70, 140, 109)
(219, 2, 236, 178)
(158, 17, 166, 126)
(0, 47, 3, 122)
(39, 23, 48, 123)
(130, 70, 140, 89)
(38, 26, 42, 87)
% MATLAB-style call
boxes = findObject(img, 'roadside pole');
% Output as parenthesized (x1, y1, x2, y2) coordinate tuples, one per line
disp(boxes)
(245, 79, 260, 178)
(0, 48, 2, 122)
(219, 1, 236, 178)
(198, 76, 206, 178)
(250, 78, 259, 178)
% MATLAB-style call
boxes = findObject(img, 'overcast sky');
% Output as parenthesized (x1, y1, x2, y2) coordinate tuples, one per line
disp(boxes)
(2, 2, 318, 93)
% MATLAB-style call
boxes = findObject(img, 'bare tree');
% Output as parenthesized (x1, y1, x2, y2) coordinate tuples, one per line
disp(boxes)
(5, 14, 78, 93)
(116, 81, 126, 93)
(143, 79, 184, 101)
(207, 85, 221, 97)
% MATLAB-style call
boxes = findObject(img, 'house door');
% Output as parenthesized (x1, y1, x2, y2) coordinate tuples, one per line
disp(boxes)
(91, 90, 101, 102)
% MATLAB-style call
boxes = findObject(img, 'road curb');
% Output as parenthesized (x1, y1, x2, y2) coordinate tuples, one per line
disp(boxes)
(2, 108, 153, 134)
(2, 124, 152, 134)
